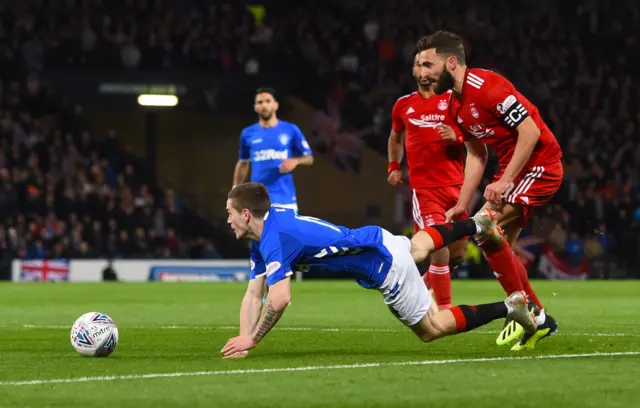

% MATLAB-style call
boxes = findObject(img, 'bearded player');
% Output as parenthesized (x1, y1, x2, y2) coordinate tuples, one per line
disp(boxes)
(388, 53, 486, 310)
(413, 31, 561, 351)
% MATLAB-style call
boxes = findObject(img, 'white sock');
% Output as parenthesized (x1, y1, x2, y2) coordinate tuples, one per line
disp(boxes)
(504, 301, 514, 314)
(536, 308, 546, 326)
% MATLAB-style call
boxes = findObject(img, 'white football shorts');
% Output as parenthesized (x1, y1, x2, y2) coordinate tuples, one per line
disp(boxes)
(378, 229, 432, 326)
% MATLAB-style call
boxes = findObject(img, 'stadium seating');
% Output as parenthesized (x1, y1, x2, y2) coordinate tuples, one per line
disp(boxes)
(1, 0, 637, 277)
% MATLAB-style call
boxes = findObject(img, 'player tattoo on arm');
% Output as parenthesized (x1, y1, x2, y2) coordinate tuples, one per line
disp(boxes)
(295, 155, 314, 166)
(251, 299, 285, 344)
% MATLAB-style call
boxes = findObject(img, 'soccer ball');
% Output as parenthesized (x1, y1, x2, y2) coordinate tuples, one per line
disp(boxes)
(70, 312, 119, 357)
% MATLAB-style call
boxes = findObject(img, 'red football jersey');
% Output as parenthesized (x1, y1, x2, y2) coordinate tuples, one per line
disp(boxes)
(450, 68, 562, 175)
(391, 91, 464, 188)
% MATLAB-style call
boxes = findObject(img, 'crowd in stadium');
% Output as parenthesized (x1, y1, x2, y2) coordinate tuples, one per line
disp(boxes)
(1, 0, 638, 275)
(0, 75, 221, 261)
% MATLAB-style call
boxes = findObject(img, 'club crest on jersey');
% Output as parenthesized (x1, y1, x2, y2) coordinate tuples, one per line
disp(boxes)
(279, 133, 290, 146)
(470, 105, 479, 119)
(437, 100, 448, 111)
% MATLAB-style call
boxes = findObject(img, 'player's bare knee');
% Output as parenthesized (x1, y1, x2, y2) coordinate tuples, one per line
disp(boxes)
(430, 247, 449, 265)
(419, 316, 447, 342)
(411, 231, 434, 263)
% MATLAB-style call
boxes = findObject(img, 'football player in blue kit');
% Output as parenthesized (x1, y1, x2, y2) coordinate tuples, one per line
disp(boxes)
(221, 183, 535, 358)
(232, 88, 313, 213)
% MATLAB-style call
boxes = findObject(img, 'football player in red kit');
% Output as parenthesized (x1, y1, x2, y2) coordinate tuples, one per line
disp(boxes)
(413, 31, 561, 351)
(388, 53, 485, 310)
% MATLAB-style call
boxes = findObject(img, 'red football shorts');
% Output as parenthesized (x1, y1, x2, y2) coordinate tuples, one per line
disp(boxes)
(501, 160, 564, 225)
(412, 185, 468, 233)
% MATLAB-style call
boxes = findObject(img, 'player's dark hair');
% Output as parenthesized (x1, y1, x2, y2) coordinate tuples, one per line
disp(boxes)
(416, 31, 466, 64)
(228, 183, 271, 219)
(255, 87, 277, 100)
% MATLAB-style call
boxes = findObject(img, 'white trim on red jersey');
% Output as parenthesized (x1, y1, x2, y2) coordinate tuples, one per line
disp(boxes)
(466, 72, 485, 89)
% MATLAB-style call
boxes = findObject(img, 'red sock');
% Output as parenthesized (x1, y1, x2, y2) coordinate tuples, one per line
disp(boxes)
(428, 263, 451, 308)
(513, 252, 543, 310)
(422, 272, 431, 289)
(478, 238, 524, 295)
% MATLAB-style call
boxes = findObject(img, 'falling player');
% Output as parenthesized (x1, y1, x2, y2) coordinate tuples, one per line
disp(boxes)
(220, 183, 535, 358)
(388, 53, 484, 310)
(233, 87, 314, 212)
(413, 31, 561, 350)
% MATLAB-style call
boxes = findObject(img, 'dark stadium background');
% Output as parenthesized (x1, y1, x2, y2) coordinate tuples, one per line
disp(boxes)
(1, 0, 638, 281)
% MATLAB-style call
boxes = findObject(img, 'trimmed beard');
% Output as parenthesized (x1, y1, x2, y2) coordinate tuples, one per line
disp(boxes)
(434, 69, 455, 95)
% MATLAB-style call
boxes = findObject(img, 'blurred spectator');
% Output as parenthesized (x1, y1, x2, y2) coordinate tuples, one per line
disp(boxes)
(0, 0, 637, 276)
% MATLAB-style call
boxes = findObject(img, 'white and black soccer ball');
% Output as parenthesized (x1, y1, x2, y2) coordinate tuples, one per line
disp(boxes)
(70, 312, 119, 357)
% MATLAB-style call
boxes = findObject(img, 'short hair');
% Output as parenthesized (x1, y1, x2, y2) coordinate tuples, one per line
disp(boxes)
(416, 31, 466, 64)
(228, 182, 271, 218)
(255, 87, 276, 100)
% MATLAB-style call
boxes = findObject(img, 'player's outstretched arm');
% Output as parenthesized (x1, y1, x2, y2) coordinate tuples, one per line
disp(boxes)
(239, 277, 266, 336)
(221, 278, 291, 357)
(446, 137, 487, 222)
(250, 277, 291, 342)
(233, 161, 250, 186)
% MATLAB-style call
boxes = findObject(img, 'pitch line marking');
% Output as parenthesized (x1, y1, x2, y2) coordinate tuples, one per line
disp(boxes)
(1, 351, 638, 386)
(14, 324, 640, 337)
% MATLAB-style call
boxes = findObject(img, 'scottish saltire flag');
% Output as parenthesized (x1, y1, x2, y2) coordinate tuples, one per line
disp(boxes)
(20, 259, 70, 282)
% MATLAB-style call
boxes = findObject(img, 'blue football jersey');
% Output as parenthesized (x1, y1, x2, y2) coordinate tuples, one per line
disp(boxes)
(239, 121, 312, 205)
(249, 209, 393, 289)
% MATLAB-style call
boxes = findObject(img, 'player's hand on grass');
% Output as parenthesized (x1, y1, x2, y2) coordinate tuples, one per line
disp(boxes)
(223, 351, 249, 359)
(484, 179, 511, 204)
(279, 158, 299, 173)
(445, 204, 467, 223)
(221, 335, 256, 358)
(387, 169, 403, 185)
(436, 124, 458, 142)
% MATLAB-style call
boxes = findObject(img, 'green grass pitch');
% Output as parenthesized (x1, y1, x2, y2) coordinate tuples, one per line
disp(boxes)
(1, 280, 639, 407)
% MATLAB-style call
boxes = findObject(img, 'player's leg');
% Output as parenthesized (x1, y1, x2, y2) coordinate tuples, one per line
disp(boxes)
(447, 238, 468, 271)
(412, 188, 454, 310)
(378, 229, 535, 342)
(410, 212, 502, 264)
(410, 292, 535, 342)
(473, 202, 529, 300)
(428, 247, 452, 310)
(492, 162, 564, 349)
(499, 213, 558, 350)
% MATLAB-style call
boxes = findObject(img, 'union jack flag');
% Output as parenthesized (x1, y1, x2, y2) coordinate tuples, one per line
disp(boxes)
(309, 102, 368, 174)
(20, 259, 69, 282)
(513, 235, 545, 269)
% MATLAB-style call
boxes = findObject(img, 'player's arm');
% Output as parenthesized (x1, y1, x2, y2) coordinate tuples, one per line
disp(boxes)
(233, 130, 251, 186)
(388, 128, 404, 164)
(281, 125, 314, 173)
(221, 236, 295, 357)
(250, 277, 291, 344)
(239, 276, 266, 337)
(491, 94, 540, 184)
(387, 100, 406, 183)
(291, 155, 314, 166)
(500, 117, 540, 183)
(292, 124, 314, 166)
(459, 137, 488, 207)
